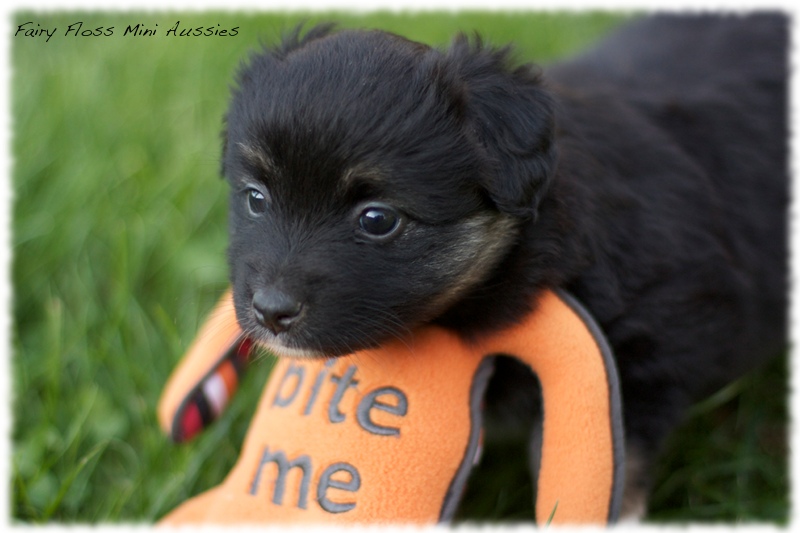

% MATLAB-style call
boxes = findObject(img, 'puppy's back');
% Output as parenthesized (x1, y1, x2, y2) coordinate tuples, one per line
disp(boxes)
(547, 14, 787, 94)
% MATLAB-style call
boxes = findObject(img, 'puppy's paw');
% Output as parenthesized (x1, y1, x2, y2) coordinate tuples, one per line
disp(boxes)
(618, 444, 650, 522)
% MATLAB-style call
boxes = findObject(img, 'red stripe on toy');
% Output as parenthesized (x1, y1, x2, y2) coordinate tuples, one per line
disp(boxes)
(173, 336, 255, 442)
(181, 402, 203, 441)
(235, 337, 253, 366)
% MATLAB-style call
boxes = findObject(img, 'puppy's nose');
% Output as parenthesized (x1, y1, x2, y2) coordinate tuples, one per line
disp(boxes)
(252, 288, 304, 335)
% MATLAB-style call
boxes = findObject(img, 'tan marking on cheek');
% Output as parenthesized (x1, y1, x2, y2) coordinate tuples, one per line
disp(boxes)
(426, 213, 519, 316)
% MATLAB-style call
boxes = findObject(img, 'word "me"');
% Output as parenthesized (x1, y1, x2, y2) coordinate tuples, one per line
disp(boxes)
(250, 446, 360, 514)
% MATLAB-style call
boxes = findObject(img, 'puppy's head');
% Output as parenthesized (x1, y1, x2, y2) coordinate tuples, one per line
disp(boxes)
(222, 25, 556, 358)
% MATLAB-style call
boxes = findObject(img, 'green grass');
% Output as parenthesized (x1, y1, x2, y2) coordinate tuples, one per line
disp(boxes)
(11, 9, 787, 524)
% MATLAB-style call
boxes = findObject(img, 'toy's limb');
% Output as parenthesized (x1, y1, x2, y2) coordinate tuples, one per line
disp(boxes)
(157, 290, 252, 442)
(555, 289, 625, 523)
(535, 290, 624, 524)
(479, 289, 625, 525)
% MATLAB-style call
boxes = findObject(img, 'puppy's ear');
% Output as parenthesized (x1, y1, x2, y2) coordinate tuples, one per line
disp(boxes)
(444, 34, 557, 220)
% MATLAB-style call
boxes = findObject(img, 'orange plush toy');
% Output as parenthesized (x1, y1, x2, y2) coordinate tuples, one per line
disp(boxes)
(157, 289, 625, 525)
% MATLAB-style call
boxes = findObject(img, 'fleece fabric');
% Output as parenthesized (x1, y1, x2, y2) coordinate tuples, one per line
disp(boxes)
(157, 289, 624, 525)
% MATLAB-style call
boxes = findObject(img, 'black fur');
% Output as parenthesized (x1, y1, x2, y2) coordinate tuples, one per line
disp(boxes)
(222, 14, 788, 516)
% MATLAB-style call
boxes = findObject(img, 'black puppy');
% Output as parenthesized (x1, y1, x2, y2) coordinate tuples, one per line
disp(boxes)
(221, 14, 788, 519)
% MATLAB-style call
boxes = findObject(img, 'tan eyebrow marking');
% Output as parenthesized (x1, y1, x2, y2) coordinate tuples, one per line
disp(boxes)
(339, 164, 386, 194)
(237, 142, 277, 174)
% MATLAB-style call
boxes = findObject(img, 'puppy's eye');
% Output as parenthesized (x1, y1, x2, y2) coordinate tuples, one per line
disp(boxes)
(358, 204, 403, 240)
(246, 188, 268, 216)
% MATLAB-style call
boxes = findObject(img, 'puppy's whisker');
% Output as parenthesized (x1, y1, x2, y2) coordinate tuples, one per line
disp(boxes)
(344, 306, 415, 351)
(354, 316, 416, 355)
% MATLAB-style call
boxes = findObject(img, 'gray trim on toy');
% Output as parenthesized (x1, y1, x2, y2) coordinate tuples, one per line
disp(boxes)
(555, 289, 625, 524)
(438, 356, 496, 522)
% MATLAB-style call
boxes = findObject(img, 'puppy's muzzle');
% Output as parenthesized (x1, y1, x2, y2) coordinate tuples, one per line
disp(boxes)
(252, 287, 304, 335)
